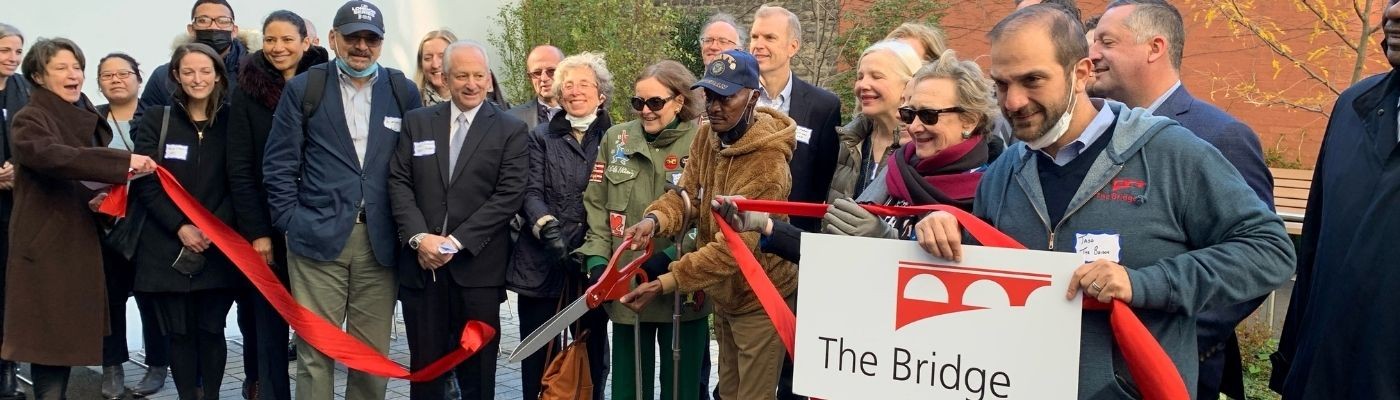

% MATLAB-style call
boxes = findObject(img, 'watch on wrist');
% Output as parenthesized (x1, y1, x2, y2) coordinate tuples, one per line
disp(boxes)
(409, 233, 425, 250)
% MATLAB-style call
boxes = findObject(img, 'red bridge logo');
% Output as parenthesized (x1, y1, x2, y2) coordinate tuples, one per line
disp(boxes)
(895, 261, 1053, 329)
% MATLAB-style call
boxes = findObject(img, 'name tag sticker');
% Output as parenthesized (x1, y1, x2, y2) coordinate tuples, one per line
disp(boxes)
(795, 126, 813, 144)
(384, 116, 402, 132)
(413, 141, 436, 156)
(1075, 231, 1121, 264)
(165, 144, 189, 161)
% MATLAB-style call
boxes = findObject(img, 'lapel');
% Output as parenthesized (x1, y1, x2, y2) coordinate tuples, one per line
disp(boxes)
(1155, 86, 1193, 119)
(1352, 71, 1400, 161)
(325, 68, 361, 171)
(449, 102, 499, 186)
(432, 102, 452, 187)
(788, 77, 812, 126)
(362, 73, 398, 172)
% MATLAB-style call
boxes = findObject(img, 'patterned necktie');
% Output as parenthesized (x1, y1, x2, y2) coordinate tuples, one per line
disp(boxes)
(450, 113, 468, 180)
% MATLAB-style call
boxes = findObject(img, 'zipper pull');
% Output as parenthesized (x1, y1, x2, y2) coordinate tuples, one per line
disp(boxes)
(1048, 231, 1055, 250)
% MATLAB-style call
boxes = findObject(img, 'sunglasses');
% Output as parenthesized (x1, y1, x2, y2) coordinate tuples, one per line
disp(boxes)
(630, 94, 677, 112)
(898, 106, 965, 125)
(529, 67, 557, 79)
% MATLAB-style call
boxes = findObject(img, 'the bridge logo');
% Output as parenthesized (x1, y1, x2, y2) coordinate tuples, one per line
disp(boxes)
(894, 261, 1053, 329)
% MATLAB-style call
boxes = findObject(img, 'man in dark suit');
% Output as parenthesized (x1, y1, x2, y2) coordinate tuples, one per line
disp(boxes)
(1088, 2, 1274, 399)
(506, 45, 563, 130)
(749, 5, 842, 234)
(388, 40, 529, 400)
(261, 2, 421, 399)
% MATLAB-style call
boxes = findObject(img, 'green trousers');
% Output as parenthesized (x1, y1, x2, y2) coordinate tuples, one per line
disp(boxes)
(610, 318, 708, 400)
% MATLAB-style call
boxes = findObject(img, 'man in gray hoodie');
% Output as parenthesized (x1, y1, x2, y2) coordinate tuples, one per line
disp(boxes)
(915, 5, 1295, 399)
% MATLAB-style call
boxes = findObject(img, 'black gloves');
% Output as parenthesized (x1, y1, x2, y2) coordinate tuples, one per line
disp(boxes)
(539, 219, 569, 262)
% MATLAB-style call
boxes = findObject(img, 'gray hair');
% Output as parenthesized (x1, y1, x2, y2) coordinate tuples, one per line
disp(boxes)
(551, 51, 614, 102)
(441, 40, 490, 77)
(0, 23, 22, 43)
(885, 23, 948, 62)
(1106, 0, 1185, 70)
(755, 5, 802, 44)
(703, 13, 748, 48)
(909, 50, 1002, 136)
(861, 40, 922, 82)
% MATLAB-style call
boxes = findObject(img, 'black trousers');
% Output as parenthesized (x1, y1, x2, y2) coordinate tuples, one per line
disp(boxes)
(237, 255, 292, 400)
(146, 290, 237, 400)
(400, 274, 503, 400)
(101, 246, 170, 367)
(516, 288, 609, 400)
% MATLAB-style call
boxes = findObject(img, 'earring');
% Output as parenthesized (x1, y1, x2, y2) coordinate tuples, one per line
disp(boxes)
(961, 130, 972, 139)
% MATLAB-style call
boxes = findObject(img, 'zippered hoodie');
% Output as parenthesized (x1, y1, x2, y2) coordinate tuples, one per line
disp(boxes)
(649, 107, 798, 315)
(974, 100, 1295, 399)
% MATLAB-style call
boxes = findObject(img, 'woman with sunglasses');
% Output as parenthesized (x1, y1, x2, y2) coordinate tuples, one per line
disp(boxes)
(506, 52, 613, 400)
(577, 60, 711, 400)
(718, 49, 999, 262)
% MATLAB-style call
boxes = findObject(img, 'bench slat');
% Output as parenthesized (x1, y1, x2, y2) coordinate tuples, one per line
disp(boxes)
(1271, 168, 1314, 180)
(1275, 187, 1310, 200)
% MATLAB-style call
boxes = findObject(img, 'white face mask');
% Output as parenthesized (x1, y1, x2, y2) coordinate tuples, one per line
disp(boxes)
(566, 110, 598, 131)
(1023, 74, 1077, 151)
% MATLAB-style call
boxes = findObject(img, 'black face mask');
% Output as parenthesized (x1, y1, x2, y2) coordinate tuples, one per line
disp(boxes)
(717, 93, 758, 145)
(194, 29, 234, 54)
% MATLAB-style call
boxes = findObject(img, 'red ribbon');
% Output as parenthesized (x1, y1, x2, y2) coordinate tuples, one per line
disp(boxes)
(715, 199, 1188, 400)
(101, 167, 494, 382)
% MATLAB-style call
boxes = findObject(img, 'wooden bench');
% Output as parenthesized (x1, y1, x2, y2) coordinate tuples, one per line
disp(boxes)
(1271, 168, 1312, 235)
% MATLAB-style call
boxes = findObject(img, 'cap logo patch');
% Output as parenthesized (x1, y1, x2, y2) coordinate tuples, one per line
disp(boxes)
(352, 4, 377, 20)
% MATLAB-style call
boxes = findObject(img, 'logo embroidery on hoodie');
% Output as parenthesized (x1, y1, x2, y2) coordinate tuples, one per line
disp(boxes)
(1096, 178, 1147, 205)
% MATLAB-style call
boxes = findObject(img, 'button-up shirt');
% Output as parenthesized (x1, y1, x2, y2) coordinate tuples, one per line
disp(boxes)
(758, 71, 794, 114)
(1143, 80, 1182, 115)
(451, 101, 483, 142)
(338, 66, 379, 166)
(1040, 103, 1117, 166)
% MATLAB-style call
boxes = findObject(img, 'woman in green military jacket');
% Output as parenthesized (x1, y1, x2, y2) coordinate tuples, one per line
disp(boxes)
(576, 60, 711, 400)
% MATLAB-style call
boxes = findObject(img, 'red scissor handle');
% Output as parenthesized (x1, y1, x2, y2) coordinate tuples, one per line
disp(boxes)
(585, 237, 654, 308)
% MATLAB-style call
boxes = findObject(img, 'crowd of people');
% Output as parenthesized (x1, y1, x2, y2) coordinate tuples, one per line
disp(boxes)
(0, 0, 1393, 399)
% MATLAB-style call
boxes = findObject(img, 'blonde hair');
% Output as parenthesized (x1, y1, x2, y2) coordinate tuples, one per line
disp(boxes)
(551, 52, 614, 102)
(860, 40, 921, 82)
(885, 23, 948, 62)
(909, 50, 1000, 135)
(415, 29, 458, 93)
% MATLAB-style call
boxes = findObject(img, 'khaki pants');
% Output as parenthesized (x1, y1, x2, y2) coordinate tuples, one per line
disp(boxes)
(288, 224, 397, 400)
(713, 295, 795, 400)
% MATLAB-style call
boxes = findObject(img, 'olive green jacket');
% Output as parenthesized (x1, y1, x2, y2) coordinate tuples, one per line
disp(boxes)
(577, 118, 713, 324)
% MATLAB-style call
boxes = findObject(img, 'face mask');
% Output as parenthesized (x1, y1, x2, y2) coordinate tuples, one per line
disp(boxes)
(335, 58, 379, 79)
(1023, 74, 1077, 151)
(717, 92, 758, 144)
(194, 29, 234, 54)
(566, 110, 598, 131)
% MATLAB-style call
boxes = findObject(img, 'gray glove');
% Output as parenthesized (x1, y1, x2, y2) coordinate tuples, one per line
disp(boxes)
(711, 195, 770, 234)
(823, 198, 897, 239)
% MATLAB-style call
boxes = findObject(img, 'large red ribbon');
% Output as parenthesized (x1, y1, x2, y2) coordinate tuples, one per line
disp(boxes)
(715, 199, 1188, 400)
(100, 167, 494, 382)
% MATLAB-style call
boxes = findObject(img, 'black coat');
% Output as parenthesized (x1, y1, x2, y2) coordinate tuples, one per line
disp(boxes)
(0, 74, 30, 223)
(131, 103, 242, 293)
(506, 109, 611, 298)
(227, 47, 329, 271)
(1272, 70, 1400, 399)
(785, 76, 842, 231)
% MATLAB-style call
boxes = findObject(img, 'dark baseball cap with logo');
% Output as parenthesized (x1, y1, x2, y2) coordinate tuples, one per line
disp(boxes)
(334, 0, 385, 37)
(692, 49, 761, 97)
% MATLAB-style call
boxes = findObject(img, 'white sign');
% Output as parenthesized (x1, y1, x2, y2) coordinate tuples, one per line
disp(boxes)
(794, 234, 1084, 400)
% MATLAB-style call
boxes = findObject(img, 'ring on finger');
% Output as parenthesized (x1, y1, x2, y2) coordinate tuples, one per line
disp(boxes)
(1090, 281, 1103, 292)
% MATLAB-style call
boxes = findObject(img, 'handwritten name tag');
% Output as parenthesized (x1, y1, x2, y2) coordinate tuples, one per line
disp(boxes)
(165, 144, 189, 161)
(1075, 232, 1121, 264)
(413, 141, 435, 157)
(384, 116, 403, 132)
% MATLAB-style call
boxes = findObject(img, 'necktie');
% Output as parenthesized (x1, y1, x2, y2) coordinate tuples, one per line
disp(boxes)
(449, 113, 468, 180)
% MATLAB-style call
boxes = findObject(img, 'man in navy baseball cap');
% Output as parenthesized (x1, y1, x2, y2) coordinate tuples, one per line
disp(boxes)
(692, 49, 768, 140)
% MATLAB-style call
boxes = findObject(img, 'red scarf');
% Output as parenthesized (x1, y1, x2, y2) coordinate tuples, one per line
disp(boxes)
(884, 135, 986, 208)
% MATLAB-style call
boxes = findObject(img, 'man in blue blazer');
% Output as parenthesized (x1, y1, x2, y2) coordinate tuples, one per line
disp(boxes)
(1088, 2, 1274, 399)
(261, 2, 420, 399)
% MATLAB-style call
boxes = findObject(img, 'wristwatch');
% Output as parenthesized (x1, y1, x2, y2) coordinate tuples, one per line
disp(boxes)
(408, 233, 427, 250)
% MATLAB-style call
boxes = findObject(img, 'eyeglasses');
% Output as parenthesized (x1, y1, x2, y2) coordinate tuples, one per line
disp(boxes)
(529, 67, 556, 79)
(191, 16, 235, 29)
(699, 37, 737, 47)
(898, 106, 965, 125)
(342, 34, 383, 47)
(630, 95, 677, 112)
(100, 70, 136, 81)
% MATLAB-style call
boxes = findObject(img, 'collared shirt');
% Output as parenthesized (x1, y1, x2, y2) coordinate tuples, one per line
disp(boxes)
(537, 98, 561, 124)
(451, 100, 483, 140)
(1143, 80, 1182, 115)
(338, 66, 380, 166)
(758, 70, 795, 114)
(1040, 103, 1117, 166)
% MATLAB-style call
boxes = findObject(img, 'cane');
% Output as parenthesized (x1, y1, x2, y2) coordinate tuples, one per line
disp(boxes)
(669, 184, 692, 400)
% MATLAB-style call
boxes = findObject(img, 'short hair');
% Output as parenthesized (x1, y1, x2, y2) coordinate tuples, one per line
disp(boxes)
(884, 23, 948, 62)
(755, 5, 802, 44)
(909, 50, 1001, 136)
(636, 60, 702, 121)
(22, 37, 85, 88)
(168, 43, 229, 117)
(1106, 0, 1186, 70)
(989, 4, 1088, 73)
(441, 40, 489, 77)
(416, 29, 459, 91)
(861, 40, 922, 81)
(190, 0, 235, 21)
(263, 10, 308, 38)
(551, 52, 615, 104)
(1084, 14, 1102, 31)
(1020, 0, 1082, 26)
(704, 13, 748, 48)
(0, 23, 23, 44)
(99, 52, 143, 83)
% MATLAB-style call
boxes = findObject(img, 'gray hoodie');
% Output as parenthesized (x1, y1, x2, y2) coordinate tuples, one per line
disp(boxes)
(974, 100, 1295, 399)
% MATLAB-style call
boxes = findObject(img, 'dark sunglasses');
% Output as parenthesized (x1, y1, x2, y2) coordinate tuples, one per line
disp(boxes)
(898, 106, 965, 125)
(630, 94, 678, 112)
(529, 67, 557, 79)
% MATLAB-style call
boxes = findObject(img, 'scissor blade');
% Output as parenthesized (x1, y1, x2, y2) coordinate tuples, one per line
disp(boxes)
(507, 296, 589, 363)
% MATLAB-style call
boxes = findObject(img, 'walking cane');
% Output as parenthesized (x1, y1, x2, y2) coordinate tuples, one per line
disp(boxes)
(670, 185, 692, 400)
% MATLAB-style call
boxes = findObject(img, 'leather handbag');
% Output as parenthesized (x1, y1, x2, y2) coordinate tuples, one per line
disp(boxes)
(537, 329, 593, 400)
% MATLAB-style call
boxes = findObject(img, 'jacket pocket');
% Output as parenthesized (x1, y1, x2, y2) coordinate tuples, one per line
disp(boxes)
(604, 167, 637, 211)
(298, 192, 332, 208)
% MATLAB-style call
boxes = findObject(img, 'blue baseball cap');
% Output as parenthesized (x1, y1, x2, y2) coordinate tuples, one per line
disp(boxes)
(692, 50, 762, 97)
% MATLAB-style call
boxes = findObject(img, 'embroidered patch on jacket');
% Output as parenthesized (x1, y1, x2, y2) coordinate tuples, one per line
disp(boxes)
(609, 212, 626, 237)
(589, 162, 605, 183)
(664, 154, 680, 170)
(612, 130, 630, 164)
(1095, 178, 1147, 205)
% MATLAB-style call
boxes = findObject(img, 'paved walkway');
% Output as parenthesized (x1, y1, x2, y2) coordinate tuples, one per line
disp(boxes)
(54, 292, 720, 399)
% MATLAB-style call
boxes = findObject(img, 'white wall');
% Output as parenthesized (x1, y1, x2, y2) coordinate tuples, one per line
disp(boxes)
(5, 0, 518, 101)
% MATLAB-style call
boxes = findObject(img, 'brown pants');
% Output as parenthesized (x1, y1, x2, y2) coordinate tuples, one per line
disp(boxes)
(712, 295, 796, 400)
